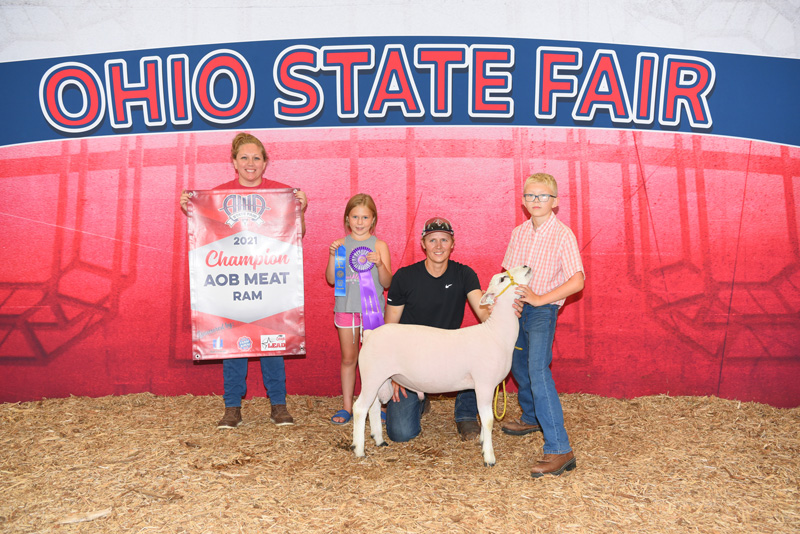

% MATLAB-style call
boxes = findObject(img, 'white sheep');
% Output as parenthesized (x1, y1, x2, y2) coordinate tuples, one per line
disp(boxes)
(351, 265, 533, 466)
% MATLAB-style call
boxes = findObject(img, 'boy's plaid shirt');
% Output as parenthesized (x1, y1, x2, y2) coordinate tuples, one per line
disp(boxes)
(501, 213, 584, 308)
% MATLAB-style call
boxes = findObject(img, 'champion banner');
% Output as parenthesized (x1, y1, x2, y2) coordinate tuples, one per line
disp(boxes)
(187, 189, 305, 360)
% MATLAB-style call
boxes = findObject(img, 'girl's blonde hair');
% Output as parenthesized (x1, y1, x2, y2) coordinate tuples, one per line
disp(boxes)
(343, 193, 378, 232)
(230, 132, 268, 162)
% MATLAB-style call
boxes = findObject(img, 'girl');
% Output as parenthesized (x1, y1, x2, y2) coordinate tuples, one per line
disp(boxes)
(325, 194, 392, 424)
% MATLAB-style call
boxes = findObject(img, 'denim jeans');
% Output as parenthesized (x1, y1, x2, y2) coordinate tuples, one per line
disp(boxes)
(386, 388, 478, 442)
(385, 389, 425, 442)
(222, 356, 287, 407)
(512, 304, 571, 455)
(454, 389, 478, 422)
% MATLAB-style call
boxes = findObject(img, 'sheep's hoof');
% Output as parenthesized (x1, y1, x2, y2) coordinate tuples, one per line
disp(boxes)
(377, 442, 389, 447)
(484, 461, 496, 467)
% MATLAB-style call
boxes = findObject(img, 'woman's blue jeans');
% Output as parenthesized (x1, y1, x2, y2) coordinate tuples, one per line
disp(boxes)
(512, 304, 571, 455)
(223, 356, 287, 407)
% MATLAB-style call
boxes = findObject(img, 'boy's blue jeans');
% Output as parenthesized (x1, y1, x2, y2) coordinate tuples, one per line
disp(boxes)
(223, 356, 287, 407)
(386, 389, 478, 442)
(512, 304, 572, 455)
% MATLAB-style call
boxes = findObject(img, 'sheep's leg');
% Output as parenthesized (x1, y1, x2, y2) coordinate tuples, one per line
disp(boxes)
(351, 390, 371, 458)
(475, 388, 496, 467)
(368, 394, 386, 447)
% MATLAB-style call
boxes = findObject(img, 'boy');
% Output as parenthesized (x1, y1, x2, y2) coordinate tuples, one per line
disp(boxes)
(501, 173, 585, 477)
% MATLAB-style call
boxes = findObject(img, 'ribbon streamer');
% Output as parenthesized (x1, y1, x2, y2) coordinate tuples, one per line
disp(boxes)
(349, 246, 384, 330)
(334, 245, 346, 297)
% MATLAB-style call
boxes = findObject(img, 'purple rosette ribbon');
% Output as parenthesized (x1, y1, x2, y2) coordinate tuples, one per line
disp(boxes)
(349, 246, 384, 330)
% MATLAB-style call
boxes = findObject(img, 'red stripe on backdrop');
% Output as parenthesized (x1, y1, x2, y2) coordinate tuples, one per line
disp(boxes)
(0, 128, 798, 406)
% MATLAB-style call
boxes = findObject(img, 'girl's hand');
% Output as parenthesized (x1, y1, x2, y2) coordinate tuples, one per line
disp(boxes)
(329, 239, 345, 256)
(366, 250, 382, 267)
(294, 189, 308, 211)
(179, 190, 193, 212)
(515, 284, 542, 307)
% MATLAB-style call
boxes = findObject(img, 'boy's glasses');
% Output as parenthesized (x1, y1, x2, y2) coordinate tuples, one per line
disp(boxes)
(523, 193, 556, 202)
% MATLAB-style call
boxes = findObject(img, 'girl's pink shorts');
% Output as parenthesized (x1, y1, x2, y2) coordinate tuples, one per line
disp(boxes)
(334, 312, 362, 328)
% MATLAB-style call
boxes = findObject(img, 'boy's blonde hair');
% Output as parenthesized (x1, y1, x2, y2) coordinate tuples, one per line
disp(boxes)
(230, 132, 268, 162)
(343, 193, 378, 232)
(524, 173, 558, 197)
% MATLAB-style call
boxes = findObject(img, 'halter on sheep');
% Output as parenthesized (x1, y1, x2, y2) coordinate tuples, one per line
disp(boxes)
(352, 265, 533, 466)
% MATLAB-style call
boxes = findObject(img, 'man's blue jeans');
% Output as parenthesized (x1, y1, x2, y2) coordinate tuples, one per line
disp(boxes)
(385, 390, 424, 442)
(454, 389, 478, 422)
(512, 304, 571, 455)
(223, 356, 287, 407)
(386, 389, 477, 442)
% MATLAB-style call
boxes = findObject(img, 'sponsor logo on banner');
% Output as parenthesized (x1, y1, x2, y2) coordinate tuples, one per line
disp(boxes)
(261, 334, 286, 351)
(212, 337, 223, 349)
(237, 336, 253, 351)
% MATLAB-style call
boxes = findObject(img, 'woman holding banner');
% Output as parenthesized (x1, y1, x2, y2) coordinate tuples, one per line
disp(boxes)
(180, 132, 308, 429)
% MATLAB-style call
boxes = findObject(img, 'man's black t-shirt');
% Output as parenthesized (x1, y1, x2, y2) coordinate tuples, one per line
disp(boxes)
(386, 260, 480, 329)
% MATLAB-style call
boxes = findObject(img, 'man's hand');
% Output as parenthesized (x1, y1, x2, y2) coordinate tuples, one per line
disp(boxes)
(391, 380, 408, 403)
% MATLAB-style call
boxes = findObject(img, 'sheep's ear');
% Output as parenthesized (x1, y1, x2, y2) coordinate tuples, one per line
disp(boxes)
(480, 292, 495, 306)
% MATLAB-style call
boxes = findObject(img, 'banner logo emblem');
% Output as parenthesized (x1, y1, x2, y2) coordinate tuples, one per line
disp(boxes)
(219, 194, 270, 227)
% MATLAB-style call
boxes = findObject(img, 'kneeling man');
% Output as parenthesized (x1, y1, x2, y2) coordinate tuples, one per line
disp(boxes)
(384, 217, 489, 442)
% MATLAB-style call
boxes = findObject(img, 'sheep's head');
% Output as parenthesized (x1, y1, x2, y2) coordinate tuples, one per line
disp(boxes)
(480, 265, 533, 306)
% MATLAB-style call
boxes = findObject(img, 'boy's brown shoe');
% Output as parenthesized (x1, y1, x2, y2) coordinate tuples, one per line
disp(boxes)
(217, 407, 242, 429)
(501, 419, 542, 436)
(530, 452, 576, 478)
(270, 404, 294, 426)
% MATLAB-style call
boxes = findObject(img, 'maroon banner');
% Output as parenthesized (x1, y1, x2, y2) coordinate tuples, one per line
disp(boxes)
(187, 189, 305, 360)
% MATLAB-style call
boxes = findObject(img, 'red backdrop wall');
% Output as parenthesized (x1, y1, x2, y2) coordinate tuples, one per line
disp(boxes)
(1, 127, 798, 407)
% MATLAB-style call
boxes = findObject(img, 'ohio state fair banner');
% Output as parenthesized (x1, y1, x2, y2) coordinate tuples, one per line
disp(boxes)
(1, 36, 798, 148)
(187, 189, 305, 360)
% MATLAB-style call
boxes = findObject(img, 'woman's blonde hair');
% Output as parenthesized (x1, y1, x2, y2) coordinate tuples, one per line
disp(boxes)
(230, 132, 268, 162)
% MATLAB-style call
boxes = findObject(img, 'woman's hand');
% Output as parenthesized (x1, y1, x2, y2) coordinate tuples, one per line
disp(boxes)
(294, 189, 308, 211)
(179, 190, 193, 212)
